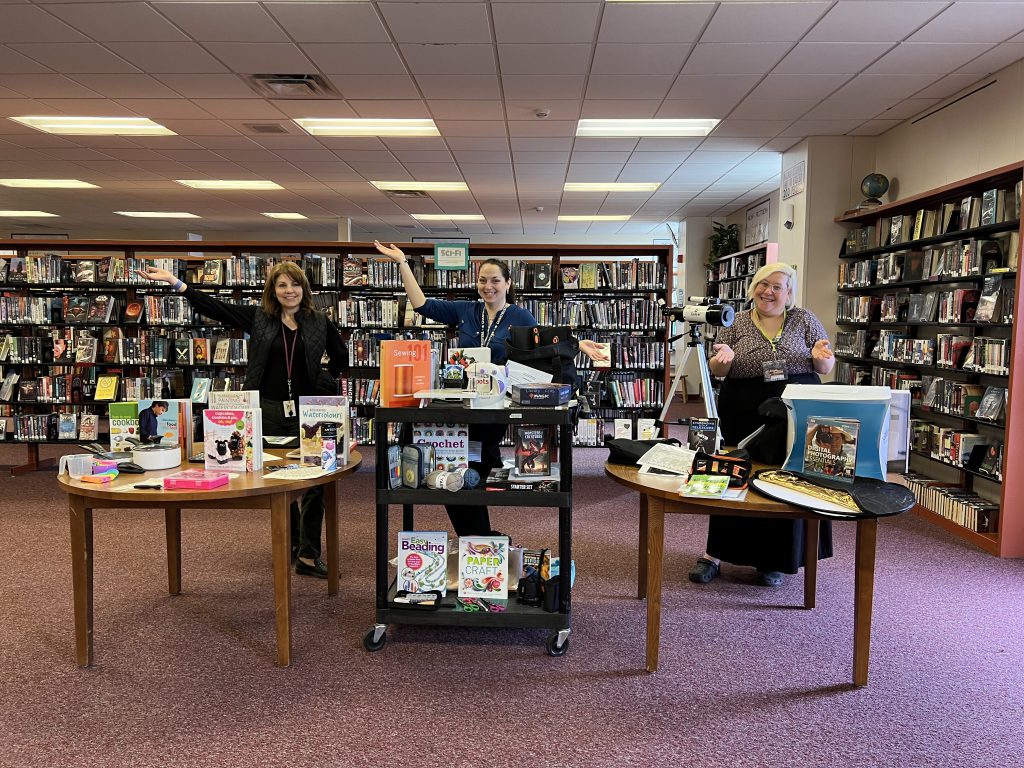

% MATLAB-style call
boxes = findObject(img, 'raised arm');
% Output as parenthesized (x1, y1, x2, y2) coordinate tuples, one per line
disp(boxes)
(374, 240, 426, 309)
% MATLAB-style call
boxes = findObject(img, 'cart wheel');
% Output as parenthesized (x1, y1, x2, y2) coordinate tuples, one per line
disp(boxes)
(363, 628, 387, 652)
(546, 633, 569, 657)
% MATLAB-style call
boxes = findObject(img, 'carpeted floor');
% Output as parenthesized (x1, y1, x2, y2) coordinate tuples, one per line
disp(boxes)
(2, 435, 1023, 768)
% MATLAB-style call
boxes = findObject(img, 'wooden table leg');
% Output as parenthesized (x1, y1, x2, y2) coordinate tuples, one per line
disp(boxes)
(271, 492, 292, 667)
(324, 479, 339, 597)
(853, 517, 878, 687)
(165, 507, 182, 596)
(637, 493, 649, 599)
(803, 518, 818, 610)
(645, 494, 666, 673)
(69, 495, 93, 667)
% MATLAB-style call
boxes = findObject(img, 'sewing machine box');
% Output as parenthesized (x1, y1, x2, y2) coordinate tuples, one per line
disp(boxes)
(380, 340, 433, 408)
(782, 385, 891, 481)
(510, 382, 571, 406)
(298, 395, 350, 469)
(411, 423, 469, 471)
(203, 408, 263, 473)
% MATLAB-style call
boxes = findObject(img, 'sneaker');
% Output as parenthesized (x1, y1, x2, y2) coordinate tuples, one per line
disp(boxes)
(688, 557, 720, 584)
(295, 557, 328, 579)
(757, 570, 784, 587)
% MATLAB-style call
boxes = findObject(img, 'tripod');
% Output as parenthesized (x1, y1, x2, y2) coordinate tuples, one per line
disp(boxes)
(657, 322, 721, 452)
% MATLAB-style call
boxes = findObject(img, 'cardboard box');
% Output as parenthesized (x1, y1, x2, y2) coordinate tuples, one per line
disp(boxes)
(510, 382, 571, 406)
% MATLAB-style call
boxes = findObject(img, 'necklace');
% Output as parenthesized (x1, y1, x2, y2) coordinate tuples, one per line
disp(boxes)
(480, 302, 510, 347)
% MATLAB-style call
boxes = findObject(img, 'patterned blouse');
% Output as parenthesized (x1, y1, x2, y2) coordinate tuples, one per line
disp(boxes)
(714, 307, 828, 379)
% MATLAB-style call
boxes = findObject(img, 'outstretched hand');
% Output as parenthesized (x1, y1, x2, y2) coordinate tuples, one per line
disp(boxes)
(578, 338, 609, 363)
(711, 343, 734, 365)
(374, 240, 406, 262)
(811, 339, 833, 361)
(136, 265, 176, 284)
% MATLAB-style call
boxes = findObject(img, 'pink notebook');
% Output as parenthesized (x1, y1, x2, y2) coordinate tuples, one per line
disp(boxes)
(162, 469, 230, 490)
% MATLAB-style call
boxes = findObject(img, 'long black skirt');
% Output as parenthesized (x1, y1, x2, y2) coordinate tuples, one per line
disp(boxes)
(706, 374, 832, 574)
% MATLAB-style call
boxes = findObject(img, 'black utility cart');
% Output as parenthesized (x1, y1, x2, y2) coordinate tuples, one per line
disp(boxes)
(365, 403, 575, 656)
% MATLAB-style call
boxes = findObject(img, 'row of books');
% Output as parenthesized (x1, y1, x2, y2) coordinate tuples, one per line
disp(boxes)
(933, 334, 1009, 374)
(841, 233, 1018, 286)
(0, 255, 181, 285)
(911, 419, 1004, 475)
(708, 251, 767, 283)
(870, 330, 935, 365)
(902, 473, 1000, 533)
(605, 374, 664, 409)
(3, 411, 100, 441)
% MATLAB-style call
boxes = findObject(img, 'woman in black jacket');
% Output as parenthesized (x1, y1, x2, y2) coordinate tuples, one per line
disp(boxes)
(138, 260, 348, 578)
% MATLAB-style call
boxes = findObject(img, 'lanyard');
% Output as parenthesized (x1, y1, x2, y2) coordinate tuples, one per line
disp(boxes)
(282, 323, 298, 400)
(751, 309, 786, 354)
(480, 303, 510, 347)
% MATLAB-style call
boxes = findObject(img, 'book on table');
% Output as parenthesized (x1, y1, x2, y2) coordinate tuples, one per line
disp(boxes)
(203, 408, 263, 472)
(802, 416, 860, 484)
(397, 531, 448, 596)
(108, 401, 139, 451)
(679, 474, 730, 498)
(298, 395, 349, 469)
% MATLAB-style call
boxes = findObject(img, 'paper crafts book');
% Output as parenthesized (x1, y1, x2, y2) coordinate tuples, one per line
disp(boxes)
(458, 535, 509, 599)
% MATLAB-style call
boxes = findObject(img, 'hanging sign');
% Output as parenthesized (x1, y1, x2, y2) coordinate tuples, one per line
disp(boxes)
(434, 242, 469, 271)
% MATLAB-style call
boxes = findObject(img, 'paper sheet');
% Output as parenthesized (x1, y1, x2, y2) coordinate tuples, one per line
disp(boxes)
(637, 443, 697, 476)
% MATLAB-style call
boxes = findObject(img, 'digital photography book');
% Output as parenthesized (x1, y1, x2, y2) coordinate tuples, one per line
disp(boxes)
(802, 416, 859, 484)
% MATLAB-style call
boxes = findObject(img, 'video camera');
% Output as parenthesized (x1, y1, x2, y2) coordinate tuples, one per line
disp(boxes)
(662, 296, 735, 327)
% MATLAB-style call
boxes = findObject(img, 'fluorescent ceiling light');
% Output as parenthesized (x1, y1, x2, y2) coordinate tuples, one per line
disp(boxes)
(558, 215, 631, 222)
(411, 214, 485, 221)
(576, 119, 719, 137)
(0, 178, 99, 189)
(564, 182, 660, 192)
(9, 116, 175, 136)
(115, 211, 200, 219)
(371, 181, 468, 192)
(294, 118, 440, 137)
(262, 212, 308, 220)
(176, 179, 283, 190)
(0, 210, 58, 217)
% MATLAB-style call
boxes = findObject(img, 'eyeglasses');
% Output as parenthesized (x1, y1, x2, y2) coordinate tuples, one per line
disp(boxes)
(756, 280, 787, 294)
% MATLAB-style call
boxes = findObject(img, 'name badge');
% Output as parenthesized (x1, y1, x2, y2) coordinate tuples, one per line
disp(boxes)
(283, 399, 296, 417)
(762, 360, 788, 383)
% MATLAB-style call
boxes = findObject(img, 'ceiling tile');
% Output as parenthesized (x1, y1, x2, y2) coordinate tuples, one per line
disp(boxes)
(805, 1, 946, 43)
(585, 75, 675, 101)
(507, 120, 576, 137)
(668, 74, 760, 101)
(36, 97, 138, 115)
(636, 138, 703, 152)
(701, 1, 829, 43)
(598, 3, 714, 45)
(108, 43, 229, 74)
(504, 100, 581, 120)
(191, 99, 287, 120)
(493, 2, 601, 45)
(452, 149, 511, 164)
(325, 74, 419, 100)
(831, 73, 942, 101)
(697, 136, 770, 151)
(774, 42, 893, 74)
(713, 119, 789, 137)
(400, 44, 496, 75)
(877, 98, 942, 120)
(265, 2, 389, 44)
(446, 137, 509, 151)
(779, 119, 864, 136)
(0, 45, 51, 74)
(729, 99, 816, 121)
(44, 2, 189, 42)
(956, 42, 1024, 75)
(112, 98, 214, 119)
(747, 74, 852, 101)
(0, 5, 89, 43)
(153, 2, 288, 43)
(67, 73, 180, 99)
(379, 2, 491, 44)
(434, 120, 507, 138)
(803, 98, 897, 120)
(497, 44, 592, 75)
(154, 74, 253, 98)
(573, 137, 639, 152)
(866, 42, 993, 75)
(10, 43, 137, 73)
(273, 100, 360, 118)
(581, 100, 661, 119)
(511, 137, 572, 152)
(591, 43, 689, 76)
(416, 75, 500, 100)
(915, 73, 988, 99)
(502, 74, 585, 101)
(0, 73, 98, 98)
(848, 119, 904, 136)
(379, 136, 448, 152)
(302, 44, 406, 75)
(683, 43, 791, 75)
(565, 164, 627, 182)
(655, 100, 736, 119)
(570, 150, 632, 164)
(201, 43, 314, 74)
(909, 2, 1024, 43)
(427, 101, 504, 120)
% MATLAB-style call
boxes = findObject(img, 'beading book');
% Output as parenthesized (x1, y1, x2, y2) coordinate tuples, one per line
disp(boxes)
(397, 531, 448, 596)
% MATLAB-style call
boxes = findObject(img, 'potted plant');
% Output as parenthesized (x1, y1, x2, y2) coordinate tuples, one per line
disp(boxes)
(707, 222, 741, 266)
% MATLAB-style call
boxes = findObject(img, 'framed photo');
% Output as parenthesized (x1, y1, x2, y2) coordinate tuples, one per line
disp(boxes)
(745, 199, 771, 247)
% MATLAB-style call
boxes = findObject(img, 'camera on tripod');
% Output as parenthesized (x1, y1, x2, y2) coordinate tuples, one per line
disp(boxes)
(662, 296, 735, 327)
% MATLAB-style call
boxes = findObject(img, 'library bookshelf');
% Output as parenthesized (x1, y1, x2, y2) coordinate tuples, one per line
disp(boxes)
(0, 239, 673, 471)
(834, 161, 1024, 557)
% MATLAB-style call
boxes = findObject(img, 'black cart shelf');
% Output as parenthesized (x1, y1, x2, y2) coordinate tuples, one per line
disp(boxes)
(366, 403, 575, 657)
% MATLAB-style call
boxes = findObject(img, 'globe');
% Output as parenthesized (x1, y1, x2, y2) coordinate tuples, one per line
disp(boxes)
(860, 173, 889, 206)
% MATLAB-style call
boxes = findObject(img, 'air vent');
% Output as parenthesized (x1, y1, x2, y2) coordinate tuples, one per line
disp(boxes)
(247, 74, 339, 99)
(243, 123, 289, 134)
(383, 189, 430, 199)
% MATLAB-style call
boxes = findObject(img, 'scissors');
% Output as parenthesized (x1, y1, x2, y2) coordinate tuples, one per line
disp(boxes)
(457, 598, 484, 612)
(478, 598, 506, 613)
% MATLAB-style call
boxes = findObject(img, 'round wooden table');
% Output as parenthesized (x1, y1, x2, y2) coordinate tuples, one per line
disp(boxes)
(605, 462, 880, 686)
(58, 451, 362, 667)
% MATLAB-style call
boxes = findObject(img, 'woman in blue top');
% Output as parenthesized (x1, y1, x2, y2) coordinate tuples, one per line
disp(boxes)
(374, 241, 606, 535)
